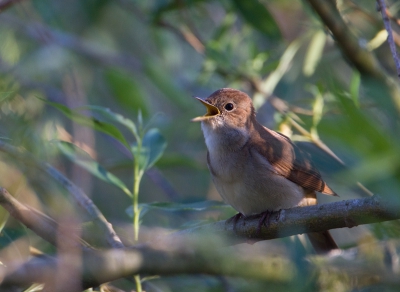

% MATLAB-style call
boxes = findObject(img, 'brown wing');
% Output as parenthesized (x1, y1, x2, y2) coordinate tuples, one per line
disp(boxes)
(253, 124, 337, 196)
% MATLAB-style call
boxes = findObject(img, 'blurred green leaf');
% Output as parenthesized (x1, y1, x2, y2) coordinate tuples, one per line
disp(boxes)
(0, 228, 28, 257)
(255, 39, 302, 108)
(212, 13, 237, 41)
(205, 41, 232, 70)
(144, 60, 191, 110)
(79, 105, 139, 140)
(41, 99, 130, 148)
(131, 128, 167, 171)
(105, 68, 149, 117)
(141, 200, 231, 212)
(350, 71, 361, 107)
(231, 0, 281, 39)
(311, 86, 324, 138)
(336, 93, 394, 153)
(56, 141, 132, 197)
(0, 91, 15, 104)
(156, 153, 204, 169)
(142, 128, 167, 169)
(152, 0, 209, 21)
(370, 221, 400, 240)
(303, 30, 326, 76)
(342, 151, 399, 186)
(81, 0, 110, 22)
(126, 200, 234, 218)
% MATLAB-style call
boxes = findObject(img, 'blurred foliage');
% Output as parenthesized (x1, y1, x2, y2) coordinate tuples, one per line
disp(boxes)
(0, 0, 400, 291)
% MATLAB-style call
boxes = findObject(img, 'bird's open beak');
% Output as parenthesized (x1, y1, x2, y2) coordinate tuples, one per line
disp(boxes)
(191, 97, 220, 122)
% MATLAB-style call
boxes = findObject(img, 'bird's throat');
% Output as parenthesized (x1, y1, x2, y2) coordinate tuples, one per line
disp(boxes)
(201, 121, 250, 152)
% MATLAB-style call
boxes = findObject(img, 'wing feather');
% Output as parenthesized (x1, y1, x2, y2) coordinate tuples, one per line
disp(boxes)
(253, 126, 337, 196)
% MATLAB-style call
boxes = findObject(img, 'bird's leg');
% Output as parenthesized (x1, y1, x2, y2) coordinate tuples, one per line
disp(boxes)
(225, 212, 243, 231)
(257, 210, 282, 235)
(275, 209, 282, 221)
(257, 211, 272, 234)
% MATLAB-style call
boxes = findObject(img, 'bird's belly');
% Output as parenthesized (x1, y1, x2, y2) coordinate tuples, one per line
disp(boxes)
(212, 169, 308, 216)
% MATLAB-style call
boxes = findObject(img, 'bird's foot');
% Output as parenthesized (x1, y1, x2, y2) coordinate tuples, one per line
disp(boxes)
(257, 210, 282, 235)
(257, 211, 272, 235)
(275, 209, 282, 221)
(225, 213, 243, 232)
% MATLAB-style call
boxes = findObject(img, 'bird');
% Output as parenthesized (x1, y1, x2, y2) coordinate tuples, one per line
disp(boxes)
(192, 88, 338, 254)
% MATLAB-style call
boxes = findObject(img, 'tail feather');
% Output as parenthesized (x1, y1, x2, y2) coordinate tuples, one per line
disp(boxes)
(307, 231, 338, 254)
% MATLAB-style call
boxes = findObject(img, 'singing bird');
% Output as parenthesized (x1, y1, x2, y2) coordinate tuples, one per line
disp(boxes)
(192, 88, 338, 253)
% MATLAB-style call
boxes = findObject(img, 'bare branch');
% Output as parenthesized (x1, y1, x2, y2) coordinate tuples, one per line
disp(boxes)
(377, 0, 400, 78)
(179, 195, 399, 244)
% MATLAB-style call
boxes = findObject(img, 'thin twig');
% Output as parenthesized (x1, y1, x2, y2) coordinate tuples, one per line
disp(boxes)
(0, 141, 124, 249)
(377, 0, 400, 78)
(0, 187, 90, 249)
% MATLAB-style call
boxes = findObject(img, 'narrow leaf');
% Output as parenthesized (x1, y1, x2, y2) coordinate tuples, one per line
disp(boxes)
(126, 200, 235, 218)
(0, 91, 16, 104)
(79, 105, 139, 139)
(142, 128, 167, 169)
(231, 0, 281, 39)
(57, 141, 132, 197)
(131, 128, 167, 171)
(350, 71, 361, 108)
(104, 68, 150, 117)
(303, 30, 326, 76)
(140, 201, 233, 212)
(255, 40, 302, 108)
(41, 99, 129, 148)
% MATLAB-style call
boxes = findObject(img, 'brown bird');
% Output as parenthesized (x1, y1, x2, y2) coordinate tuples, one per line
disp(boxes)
(192, 88, 338, 254)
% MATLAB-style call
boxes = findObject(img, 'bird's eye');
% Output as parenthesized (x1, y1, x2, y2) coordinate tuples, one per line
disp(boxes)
(224, 103, 234, 111)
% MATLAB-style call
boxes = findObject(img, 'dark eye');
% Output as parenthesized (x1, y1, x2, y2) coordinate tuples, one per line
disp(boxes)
(224, 103, 234, 111)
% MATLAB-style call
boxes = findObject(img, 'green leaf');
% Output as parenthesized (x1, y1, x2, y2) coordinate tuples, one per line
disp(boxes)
(0, 91, 15, 104)
(0, 227, 27, 254)
(56, 141, 132, 197)
(144, 60, 191, 110)
(231, 0, 281, 40)
(131, 128, 167, 171)
(126, 200, 235, 218)
(156, 153, 204, 169)
(142, 200, 232, 212)
(142, 128, 167, 169)
(104, 68, 149, 117)
(303, 30, 326, 76)
(41, 99, 129, 148)
(255, 39, 302, 108)
(311, 86, 324, 138)
(152, 0, 209, 22)
(350, 71, 361, 107)
(79, 105, 139, 139)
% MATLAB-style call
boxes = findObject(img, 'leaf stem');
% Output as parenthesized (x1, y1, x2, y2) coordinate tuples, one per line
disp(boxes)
(133, 161, 142, 241)
(132, 139, 143, 292)
(134, 275, 142, 292)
